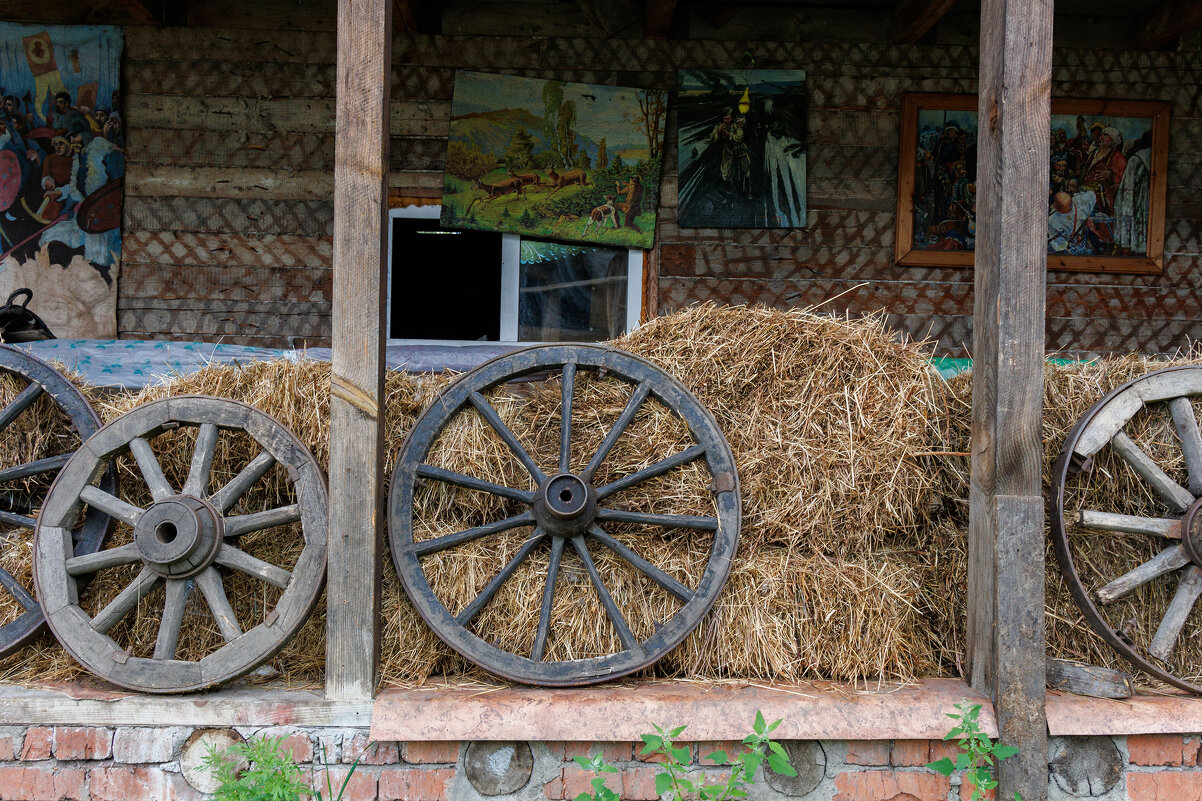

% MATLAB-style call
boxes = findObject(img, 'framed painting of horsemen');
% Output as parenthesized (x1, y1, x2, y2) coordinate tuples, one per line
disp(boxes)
(676, 68, 808, 228)
(440, 71, 666, 250)
(895, 93, 1169, 274)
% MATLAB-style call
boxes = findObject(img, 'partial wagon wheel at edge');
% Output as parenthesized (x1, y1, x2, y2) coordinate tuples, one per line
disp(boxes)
(0, 345, 113, 657)
(33, 395, 327, 693)
(1053, 365, 1202, 694)
(388, 344, 740, 686)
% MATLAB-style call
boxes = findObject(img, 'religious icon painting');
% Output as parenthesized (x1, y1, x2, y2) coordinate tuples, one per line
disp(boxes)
(676, 69, 808, 229)
(0, 22, 124, 338)
(896, 93, 1170, 274)
(440, 71, 667, 250)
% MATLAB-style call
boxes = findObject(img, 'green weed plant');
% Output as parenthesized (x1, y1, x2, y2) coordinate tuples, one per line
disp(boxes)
(203, 735, 366, 801)
(925, 702, 1021, 801)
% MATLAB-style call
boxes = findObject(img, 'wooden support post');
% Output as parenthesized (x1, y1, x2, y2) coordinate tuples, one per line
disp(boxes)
(327, 0, 392, 701)
(970, 0, 1051, 798)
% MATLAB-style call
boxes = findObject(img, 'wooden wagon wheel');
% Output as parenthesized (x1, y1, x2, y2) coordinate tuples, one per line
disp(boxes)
(1053, 365, 1202, 694)
(0, 345, 112, 657)
(389, 344, 739, 686)
(33, 396, 326, 693)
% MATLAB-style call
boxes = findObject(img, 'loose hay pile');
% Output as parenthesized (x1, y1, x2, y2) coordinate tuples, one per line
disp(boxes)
(4, 304, 1194, 690)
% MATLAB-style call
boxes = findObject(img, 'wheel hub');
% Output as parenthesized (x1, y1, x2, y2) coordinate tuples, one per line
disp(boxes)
(534, 473, 596, 537)
(133, 495, 224, 577)
(1184, 498, 1202, 566)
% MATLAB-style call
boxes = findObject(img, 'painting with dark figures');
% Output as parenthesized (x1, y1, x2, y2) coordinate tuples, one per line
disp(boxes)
(677, 69, 807, 228)
(0, 23, 124, 338)
(896, 93, 1169, 274)
(440, 70, 666, 250)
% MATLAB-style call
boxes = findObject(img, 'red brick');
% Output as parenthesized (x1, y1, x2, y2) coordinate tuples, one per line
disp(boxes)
(90, 767, 175, 801)
(377, 766, 454, 801)
(53, 726, 113, 760)
(0, 766, 84, 801)
(621, 766, 663, 800)
(833, 770, 951, 801)
(635, 741, 691, 763)
(0, 734, 14, 761)
(344, 734, 400, 765)
(560, 741, 632, 763)
(1128, 733, 1186, 766)
(697, 740, 745, 766)
(20, 727, 52, 760)
(845, 740, 891, 766)
(322, 767, 379, 801)
(543, 773, 565, 800)
(928, 738, 961, 765)
(402, 741, 460, 764)
(891, 739, 931, 767)
(1129, 771, 1202, 801)
(1188, 737, 1202, 766)
(960, 777, 997, 800)
(562, 765, 621, 799)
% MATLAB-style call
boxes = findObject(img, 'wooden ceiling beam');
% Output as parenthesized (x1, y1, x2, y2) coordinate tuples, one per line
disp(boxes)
(113, 0, 159, 25)
(1134, 0, 1202, 49)
(645, 0, 680, 39)
(891, 0, 958, 44)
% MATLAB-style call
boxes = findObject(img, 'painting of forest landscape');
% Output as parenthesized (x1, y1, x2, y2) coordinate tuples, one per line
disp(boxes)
(895, 93, 1169, 274)
(440, 71, 666, 250)
(676, 69, 807, 228)
(0, 23, 124, 337)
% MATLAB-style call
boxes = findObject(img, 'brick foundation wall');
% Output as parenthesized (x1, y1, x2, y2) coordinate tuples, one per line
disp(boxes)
(2, 727, 1202, 800)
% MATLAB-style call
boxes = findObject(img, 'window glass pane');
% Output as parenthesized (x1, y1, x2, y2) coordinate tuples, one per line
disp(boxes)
(518, 240, 627, 342)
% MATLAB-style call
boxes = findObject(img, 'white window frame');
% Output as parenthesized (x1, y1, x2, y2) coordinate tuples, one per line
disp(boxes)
(386, 204, 643, 345)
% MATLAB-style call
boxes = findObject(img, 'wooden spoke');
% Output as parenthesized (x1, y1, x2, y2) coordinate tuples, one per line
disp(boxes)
(1076, 510, 1182, 539)
(571, 535, 637, 650)
(455, 529, 546, 626)
(0, 453, 70, 483)
(182, 423, 219, 498)
(595, 445, 706, 500)
(129, 436, 173, 502)
(1170, 397, 1202, 497)
(91, 567, 160, 634)
(415, 464, 535, 504)
(196, 566, 242, 642)
(0, 509, 35, 529)
(469, 391, 546, 483)
(209, 451, 275, 513)
(153, 578, 193, 661)
(588, 524, 694, 603)
(80, 485, 144, 526)
(214, 546, 292, 589)
(596, 508, 719, 531)
(1149, 565, 1202, 661)
(581, 382, 651, 482)
(223, 505, 301, 537)
(1096, 544, 1190, 604)
(531, 536, 565, 662)
(410, 511, 536, 556)
(559, 363, 576, 473)
(1110, 431, 1195, 513)
(0, 384, 42, 431)
(65, 543, 141, 576)
(0, 566, 35, 610)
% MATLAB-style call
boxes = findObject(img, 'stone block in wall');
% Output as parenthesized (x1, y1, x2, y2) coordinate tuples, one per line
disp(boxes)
(0, 766, 85, 801)
(19, 727, 53, 761)
(402, 741, 460, 764)
(52, 726, 114, 760)
(343, 733, 399, 765)
(113, 726, 192, 764)
(377, 766, 455, 801)
(832, 769, 951, 801)
(89, 766, 176, 801)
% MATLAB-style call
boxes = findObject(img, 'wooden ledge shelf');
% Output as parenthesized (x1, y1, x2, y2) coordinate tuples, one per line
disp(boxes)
(370, 678, 996, 742)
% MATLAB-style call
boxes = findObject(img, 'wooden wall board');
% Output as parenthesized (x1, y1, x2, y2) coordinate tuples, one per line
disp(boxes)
(124, 60, 338, 98)
(126, 130, 336, 171)
(122, 232, 332, 270)
(121, 264, 331, 303)
(124, 198, 334, 237)
(125, 165, 333, 201)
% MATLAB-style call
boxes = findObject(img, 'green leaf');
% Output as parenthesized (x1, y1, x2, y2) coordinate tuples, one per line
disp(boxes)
(669, 725, 688, 738)
(754, 710, 767, 734)
(993, 745, 1020, 760)
(640, 734, 662, 752)
(671, 746, 691, 764)
(767, 753, 797, 776)
(768, 741, 788, 759)
(572, 755, 592, 770)
(926, 757, 955, 776)
(572, 793, 593, 801)
(704, 750, 729, 765)
(954, 753, 972, 770)
(599, 764, 618, 774)
(655, 773, 675, 795)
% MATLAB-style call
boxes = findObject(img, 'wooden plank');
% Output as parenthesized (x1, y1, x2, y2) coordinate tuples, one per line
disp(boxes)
(114, 0, 159, 24)
(1135, 0, 1202, 49)
(327, 0, 391, 701)
(645, 0, 680, 39)
(124, 59, 337, 98)
(970, 2, 1052, 799)
(125, 165, 333, 201)
(121, 231, 332, 270)
(1044, 659, 1133, 699)
(124, 197, 334, 237)
(126, 129, 335, 170)
(121, 264, 331, 303)
(893, 0, 960, 44)
(124, 95, 443, 135)
(187, 0, 336, 31)
(126, 26, 337, 63)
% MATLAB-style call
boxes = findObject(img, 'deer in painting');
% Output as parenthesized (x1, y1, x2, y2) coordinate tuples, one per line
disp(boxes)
(545, 164, 591, 196)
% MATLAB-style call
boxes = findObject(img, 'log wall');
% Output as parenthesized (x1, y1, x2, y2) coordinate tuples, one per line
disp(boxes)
(117, 23, 1202, 356)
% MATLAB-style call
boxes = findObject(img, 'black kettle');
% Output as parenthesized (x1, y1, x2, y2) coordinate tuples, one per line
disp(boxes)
(0, 289, 55, 342)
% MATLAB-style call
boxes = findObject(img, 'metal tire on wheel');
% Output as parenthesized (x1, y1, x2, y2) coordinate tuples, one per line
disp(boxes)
(1053, 365, 1202, 694)
(34, 396, 327, 693)
(0, 345, 113, 657)
(389, 344, 740, 686)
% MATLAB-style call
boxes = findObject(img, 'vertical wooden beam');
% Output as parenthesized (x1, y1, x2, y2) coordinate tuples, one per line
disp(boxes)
(970, 0, 1051, 799)
(327, 0, 392, 701)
